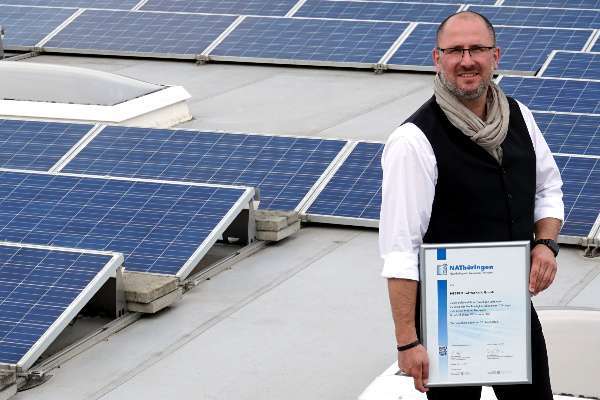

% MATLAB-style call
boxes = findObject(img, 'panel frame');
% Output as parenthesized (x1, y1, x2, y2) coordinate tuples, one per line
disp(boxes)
(0, 241, 123, 370)
(0, 168, 256, 278)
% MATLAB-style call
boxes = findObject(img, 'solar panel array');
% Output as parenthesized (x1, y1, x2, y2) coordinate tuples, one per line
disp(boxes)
(0, 1, 597, 72)
(0, 243, 120, 368)
(467, 5, 600, 29)
(0, 170, 251, 276)
(0, 119, 93, 171)
(541, 51, 600, 80)
(60, 126, 347, 211)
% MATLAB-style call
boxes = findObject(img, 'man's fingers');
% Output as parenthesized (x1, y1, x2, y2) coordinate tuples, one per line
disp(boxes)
(422, 357, 430, 388)
(412, 367, 424, 392)
(529, 260, 540, 293)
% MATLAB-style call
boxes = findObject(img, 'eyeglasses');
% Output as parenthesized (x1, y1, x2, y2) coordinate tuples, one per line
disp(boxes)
(437, 46, 495, 60)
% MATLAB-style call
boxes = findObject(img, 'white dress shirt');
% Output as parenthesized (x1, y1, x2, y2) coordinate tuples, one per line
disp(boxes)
(379, 100, 564, 281)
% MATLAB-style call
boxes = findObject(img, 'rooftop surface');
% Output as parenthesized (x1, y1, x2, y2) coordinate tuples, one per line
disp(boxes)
(7, 54, 600, 400)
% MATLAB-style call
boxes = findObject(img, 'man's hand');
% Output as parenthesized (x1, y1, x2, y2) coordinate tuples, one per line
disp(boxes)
(529, 244, 557, 295)
(398, 344, 429, 392)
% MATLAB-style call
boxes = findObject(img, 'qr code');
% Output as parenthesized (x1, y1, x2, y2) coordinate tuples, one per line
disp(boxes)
(439, 346, 447, 356)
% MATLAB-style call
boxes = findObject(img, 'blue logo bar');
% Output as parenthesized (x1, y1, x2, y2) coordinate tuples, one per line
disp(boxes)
(437, 248, 446, 261)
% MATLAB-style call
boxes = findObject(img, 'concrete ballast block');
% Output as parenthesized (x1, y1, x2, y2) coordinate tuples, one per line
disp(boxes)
(123, 271, 178, 304)
(127, 287, 183, 314)
(256, 220, 301, 241)
(255, 216, 288, 231)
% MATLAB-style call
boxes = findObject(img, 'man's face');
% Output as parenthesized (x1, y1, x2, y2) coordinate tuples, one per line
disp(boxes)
(432, 15, 500, 101)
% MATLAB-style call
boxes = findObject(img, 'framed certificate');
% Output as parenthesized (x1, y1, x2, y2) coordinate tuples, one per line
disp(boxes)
(419, 241, 532, 387)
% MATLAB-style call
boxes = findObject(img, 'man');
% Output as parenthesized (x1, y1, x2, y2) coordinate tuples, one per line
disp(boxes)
(379, 11, 563, 400)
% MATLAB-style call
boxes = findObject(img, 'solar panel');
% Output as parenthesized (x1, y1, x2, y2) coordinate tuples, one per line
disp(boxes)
(0, 119, 94, 171)
(541, 52, 600, 80)
(140, 0, 298, 16)
(592, 39, 600, 53)
(0, 170, 253, 276)
(387, 24, 593, 73)
(502, 0, 600, 8)
(304, 142, 382, 226)
(44, 10, 237, 58)
(294, 0, 459, 23)
(0, 242, 121, 369)
(467, 5, 600, 29)
(0, 0, 138, 9)
(534, 112, 600, 157)
(500, 76, 600, 114)
(60, 126, 347, 211)
(209, 16, 409, 66)
(0, 5, 75, 49)
(553, 155, 600, 239)
(385, 23, 436, 69)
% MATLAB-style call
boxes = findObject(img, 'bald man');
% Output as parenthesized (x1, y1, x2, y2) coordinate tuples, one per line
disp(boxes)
(379, 11, 563, 400)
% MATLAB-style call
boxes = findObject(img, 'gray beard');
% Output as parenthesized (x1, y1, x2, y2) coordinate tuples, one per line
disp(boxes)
(439, 71, 489, 101)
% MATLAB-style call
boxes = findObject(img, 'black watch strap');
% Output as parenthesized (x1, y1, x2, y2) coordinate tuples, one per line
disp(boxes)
(397, 340, 420, 352)
(533, 239, 559, 257)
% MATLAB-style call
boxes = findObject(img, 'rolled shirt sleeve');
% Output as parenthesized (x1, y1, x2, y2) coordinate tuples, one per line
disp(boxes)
(517, 101, 565, 223)
(379, 123, 437, 281)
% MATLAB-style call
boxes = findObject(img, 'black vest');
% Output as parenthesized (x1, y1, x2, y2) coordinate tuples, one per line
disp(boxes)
(405, 96, 536, 244)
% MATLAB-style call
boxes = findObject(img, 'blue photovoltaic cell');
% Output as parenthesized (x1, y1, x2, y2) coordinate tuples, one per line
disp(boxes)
(388, 24, 592, 72)
(62, 126, 346, 211)
(45, 10, 236, 56)
(468, 6, 600, 29)
(307, 142, 382, 220)
(294, 0, 459, 23)
(554, 156, 600, 238)
(0, 245, 113, 365)
(502, 0, 600, 8)
(0, 119, 93, 171)
(542, 52, 600, 80)
(500, 77, 600, 114)
(210, 17, 409, 64)
(0, 0, 138, 8)
(140, 0, 298, 16)
(535, 113, 600, 156)
(0, 171, 246, 275)
(594, 40, 600, 52)
(0, 5, 75, 48)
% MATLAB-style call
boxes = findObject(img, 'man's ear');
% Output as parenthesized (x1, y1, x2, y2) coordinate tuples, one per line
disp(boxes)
(432, 47, 441, 72)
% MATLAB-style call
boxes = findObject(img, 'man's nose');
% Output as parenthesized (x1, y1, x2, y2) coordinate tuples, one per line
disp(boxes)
(459, 49, 476, 66)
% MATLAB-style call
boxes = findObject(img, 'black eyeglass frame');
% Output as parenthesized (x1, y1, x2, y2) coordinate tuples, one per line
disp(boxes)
(436, 46, 496, 58)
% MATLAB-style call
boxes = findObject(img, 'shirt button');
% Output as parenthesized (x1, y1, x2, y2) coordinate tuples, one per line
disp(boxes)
(507, 193, 513, 199)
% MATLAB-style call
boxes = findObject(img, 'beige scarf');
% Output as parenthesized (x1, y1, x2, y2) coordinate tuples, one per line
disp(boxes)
(434, 74, 510, 164)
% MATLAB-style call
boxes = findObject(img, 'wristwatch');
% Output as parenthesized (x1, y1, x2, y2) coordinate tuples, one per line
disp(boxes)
(533, 239, 559, 257)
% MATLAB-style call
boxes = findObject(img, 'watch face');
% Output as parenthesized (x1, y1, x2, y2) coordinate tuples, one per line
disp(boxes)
(538, 239, 559, 256)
